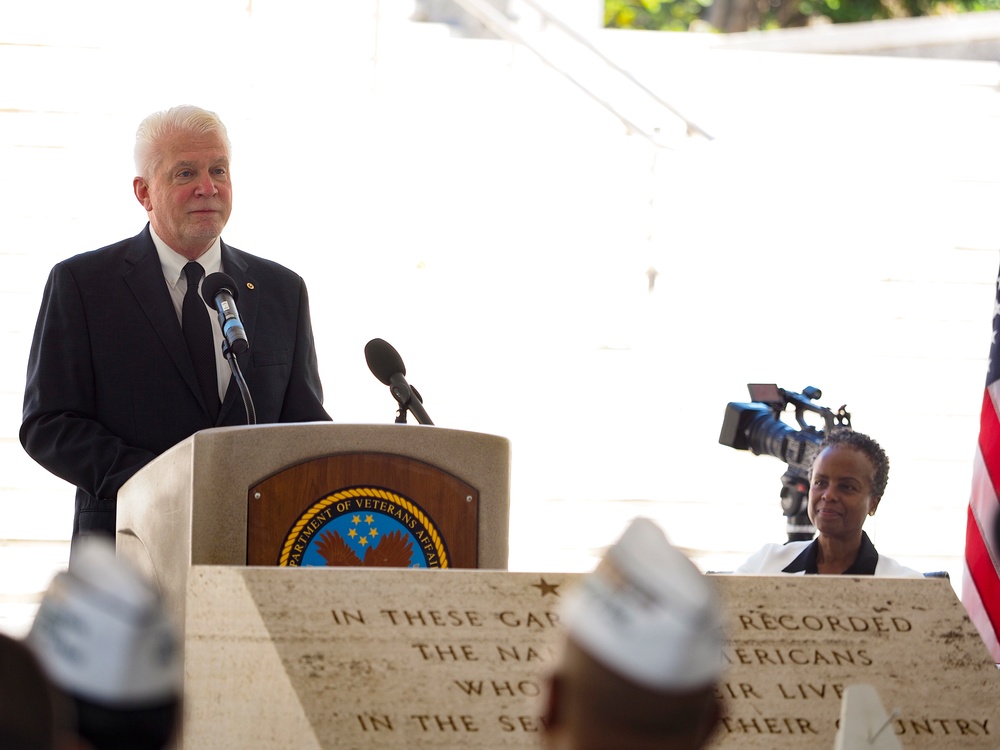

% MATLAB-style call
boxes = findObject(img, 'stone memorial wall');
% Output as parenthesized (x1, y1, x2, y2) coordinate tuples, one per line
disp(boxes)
(181, 568, 999, 749)
(716, 576, 996, 747)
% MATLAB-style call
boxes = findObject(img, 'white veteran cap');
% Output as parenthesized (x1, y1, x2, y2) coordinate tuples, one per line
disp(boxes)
(559, 517, 725, 691)
(26, 536, 182, 706)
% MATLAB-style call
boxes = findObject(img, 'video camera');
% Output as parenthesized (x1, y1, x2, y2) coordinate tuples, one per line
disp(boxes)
(719, 384, 851, 541)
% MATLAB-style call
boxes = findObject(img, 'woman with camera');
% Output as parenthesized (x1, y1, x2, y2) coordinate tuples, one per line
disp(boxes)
(734, 429, 923, 577)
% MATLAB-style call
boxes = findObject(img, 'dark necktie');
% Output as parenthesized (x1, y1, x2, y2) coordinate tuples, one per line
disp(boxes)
(182, 262, 220, 422)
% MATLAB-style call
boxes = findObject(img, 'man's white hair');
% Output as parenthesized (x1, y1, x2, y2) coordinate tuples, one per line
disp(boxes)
(134, 104, 231, 179)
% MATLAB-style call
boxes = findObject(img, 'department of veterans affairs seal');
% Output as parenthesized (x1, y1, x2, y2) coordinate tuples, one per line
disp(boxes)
(279, 487, 449, 568)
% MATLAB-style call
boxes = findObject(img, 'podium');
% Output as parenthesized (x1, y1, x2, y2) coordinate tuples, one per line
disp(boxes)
(115, 422, 512, 630)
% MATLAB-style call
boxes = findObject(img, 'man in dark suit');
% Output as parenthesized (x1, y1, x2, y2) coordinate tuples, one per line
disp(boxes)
(21, 104, 331, 539)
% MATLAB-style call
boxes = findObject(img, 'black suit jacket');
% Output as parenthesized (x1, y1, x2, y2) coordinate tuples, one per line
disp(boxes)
(20, 226, 331, 536)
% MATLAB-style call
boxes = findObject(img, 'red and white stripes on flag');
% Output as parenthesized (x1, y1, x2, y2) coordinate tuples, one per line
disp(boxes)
(964, 355, 1000, 663)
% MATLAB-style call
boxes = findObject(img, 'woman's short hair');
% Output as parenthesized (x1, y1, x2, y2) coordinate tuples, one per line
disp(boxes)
(134, 104, 231, 179)
(815, 428, 890, 498)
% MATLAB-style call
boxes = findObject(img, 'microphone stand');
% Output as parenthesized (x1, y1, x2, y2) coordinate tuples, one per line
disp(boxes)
(389, 373, 434, 425)
(223, 341, 256, 425)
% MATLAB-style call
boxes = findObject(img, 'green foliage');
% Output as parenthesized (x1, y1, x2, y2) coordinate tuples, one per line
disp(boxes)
(606, 0, 712, 30)
(605, 0, 1000, 31)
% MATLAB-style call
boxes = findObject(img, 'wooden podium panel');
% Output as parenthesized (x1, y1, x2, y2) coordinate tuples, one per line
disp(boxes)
(247, 453, 479, 568)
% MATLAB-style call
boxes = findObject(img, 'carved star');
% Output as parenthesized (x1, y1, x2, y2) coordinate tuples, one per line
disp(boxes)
(532, 578, 560, 597)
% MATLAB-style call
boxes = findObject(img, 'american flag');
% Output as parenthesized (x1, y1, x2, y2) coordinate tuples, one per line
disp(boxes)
(964, 268, 1000, 663)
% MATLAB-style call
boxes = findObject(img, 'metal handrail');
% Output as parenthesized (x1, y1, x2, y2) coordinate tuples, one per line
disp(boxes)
(448, 0, 712, 145)
(519, 0, 712, 140)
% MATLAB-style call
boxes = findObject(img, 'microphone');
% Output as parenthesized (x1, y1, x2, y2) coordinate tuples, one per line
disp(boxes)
(202, 273, 249, 355)
(364, 338, 434, 425)
(365, 337, 405, 386)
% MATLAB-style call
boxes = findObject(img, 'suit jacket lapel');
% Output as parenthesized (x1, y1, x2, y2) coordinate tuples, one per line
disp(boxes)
(123, 227, 209, 411)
